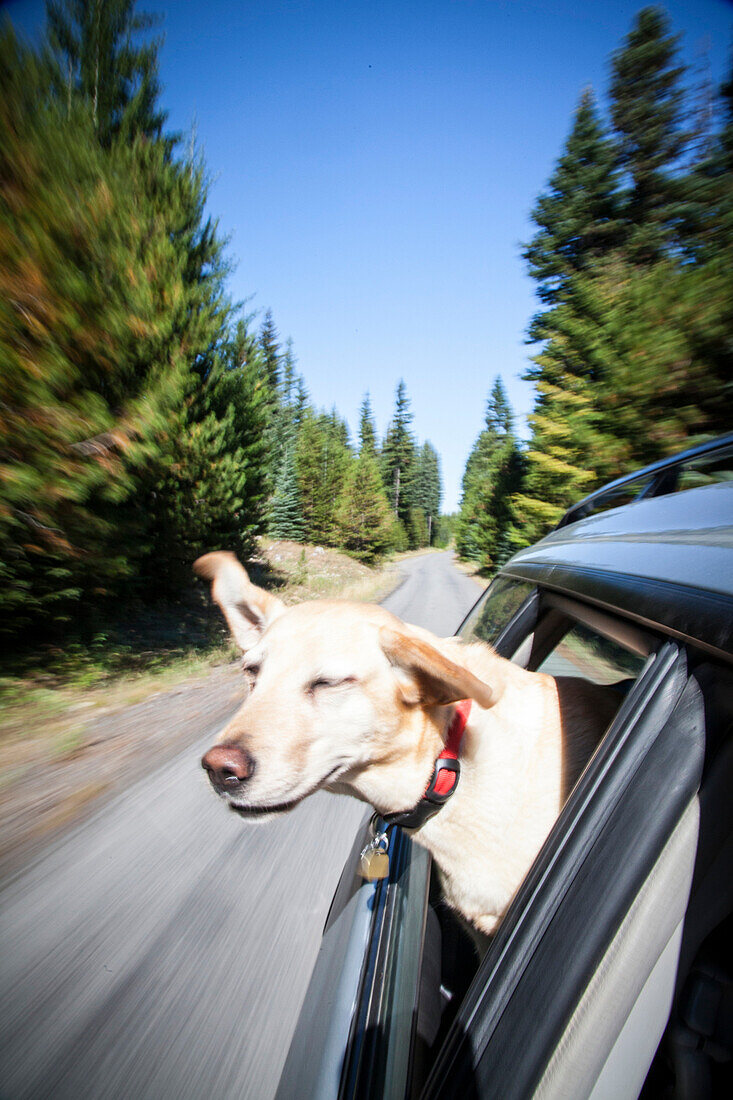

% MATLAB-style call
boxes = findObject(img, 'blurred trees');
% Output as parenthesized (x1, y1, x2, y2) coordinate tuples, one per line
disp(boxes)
(47, 0, 165, 144)
(2, 2, 448, 649)
(458, 5, 732, 571)
(475, 6, 731, 567)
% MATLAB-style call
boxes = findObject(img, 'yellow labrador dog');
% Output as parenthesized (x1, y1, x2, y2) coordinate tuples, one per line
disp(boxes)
(196, 551, 617, 935)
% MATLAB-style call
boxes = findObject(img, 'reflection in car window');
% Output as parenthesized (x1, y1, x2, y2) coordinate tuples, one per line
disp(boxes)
(670, 444, 733, 492)
(577, 474, 655, 518)
(537, 621, 645, 685)
(462, 577, 534, 646)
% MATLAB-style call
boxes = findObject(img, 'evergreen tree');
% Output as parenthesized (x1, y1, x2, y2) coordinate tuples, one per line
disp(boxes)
(295, 411, 351, 545)
(46, 0, 165, 144)
(610, 6, 690, 263)
(380, 380, 416, 530)
(578, 256, 733, 469)
(413, 442, 442, 545)
(259, 309, 282, 392)
(358, 393, 378, 457)
(334, 452, 397, 563)
(293, 377, 310, 429)
(687, 59, 733, 261)
(456, 380, 525, 570)
(281, 338, 297, 407)
(524, 87, 620, 330)
(268, 431, 304, 542)
(0, 24, 185, 629)
(510, 379, 596, 542)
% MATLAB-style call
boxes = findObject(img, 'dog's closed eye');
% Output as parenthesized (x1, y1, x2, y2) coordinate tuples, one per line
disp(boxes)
(307, 675, 356, 697)
(242, 663, 261, 691)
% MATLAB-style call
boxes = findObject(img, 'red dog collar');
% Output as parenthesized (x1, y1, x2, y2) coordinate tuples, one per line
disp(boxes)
(384, 699, 472, 830)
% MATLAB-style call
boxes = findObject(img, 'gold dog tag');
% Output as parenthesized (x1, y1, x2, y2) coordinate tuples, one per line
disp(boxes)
(360, 846, 390, 881)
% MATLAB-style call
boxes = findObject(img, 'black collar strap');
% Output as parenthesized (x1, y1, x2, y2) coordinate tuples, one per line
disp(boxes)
(384, 699, 472, 830)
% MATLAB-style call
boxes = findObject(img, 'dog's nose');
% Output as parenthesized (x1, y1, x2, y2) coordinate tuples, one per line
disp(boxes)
(201, 743, 254, 792)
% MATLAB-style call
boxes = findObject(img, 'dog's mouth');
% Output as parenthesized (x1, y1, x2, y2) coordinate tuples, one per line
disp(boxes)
(225, 765, 346, 819)
(229, 799, 300, 819)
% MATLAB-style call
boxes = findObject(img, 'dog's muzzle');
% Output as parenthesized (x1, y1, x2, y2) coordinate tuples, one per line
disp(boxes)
(201, 742, 255, 793)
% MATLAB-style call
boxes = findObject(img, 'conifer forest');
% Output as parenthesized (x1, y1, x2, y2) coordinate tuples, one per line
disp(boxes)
(457, 6, 732, 573)
(1, 1, 444, 650)
(1, 3, 732, 653)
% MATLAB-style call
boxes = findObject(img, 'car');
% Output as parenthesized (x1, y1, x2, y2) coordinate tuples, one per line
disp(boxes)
(275, 433, 733, 1100)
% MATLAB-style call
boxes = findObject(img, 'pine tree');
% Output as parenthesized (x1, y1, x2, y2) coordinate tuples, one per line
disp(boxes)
(610, 6, 690, 263)
(358, 393, 378, 457)
(40, 1, 267, 593)
(511, 379, 596, 543)
(295, 411, 352, 545)
(259, 309, 282, 392)
(413, 442, 442, 545)
(687, 59, 733, 261)
(46, 0, 166, 144)
(524, 87, 620, 330)
(380, 380, 416, 529)
(334, 452, 397, 563)
(268, 432, 304, 542)
(0, 23, 184, 627)
(456, 380, 525, 569)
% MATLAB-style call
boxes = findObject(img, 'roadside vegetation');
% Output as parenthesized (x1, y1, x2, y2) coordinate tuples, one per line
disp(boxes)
(0, 2, 446, 680)
(456, 6, 732, 576)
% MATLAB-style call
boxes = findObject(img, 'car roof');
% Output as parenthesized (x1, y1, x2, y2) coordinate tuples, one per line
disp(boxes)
(500, 481, 733, 662)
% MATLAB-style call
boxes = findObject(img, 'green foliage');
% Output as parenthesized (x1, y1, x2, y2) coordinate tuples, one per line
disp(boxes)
(259, 308, 282, 391)
(268, 435, 304, 542)
(0, 25, 179, 627)
(524, 87, 620, 325)
(0, 6, 272, 634)
(380, 379, 416, 529)
(295, 411, 352, 545)
(610, 6, 690, 264)
(358, 393, 378, 457)
(514, 7, 733, 548)
(412, 442, 442, 546)
(456, 380, 525, 571)
(334, 452, 398, 563)
(47, 0, 166, 145)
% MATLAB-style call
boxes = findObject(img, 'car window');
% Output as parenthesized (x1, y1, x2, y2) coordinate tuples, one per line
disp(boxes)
(666, 442, 733, 492)
(537, 620, 645, 685)
(461, 576, 534, 646)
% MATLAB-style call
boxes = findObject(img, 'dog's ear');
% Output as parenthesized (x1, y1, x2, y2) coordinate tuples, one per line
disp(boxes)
(380, 628, 498, 709)
(194, 551, 285, 652)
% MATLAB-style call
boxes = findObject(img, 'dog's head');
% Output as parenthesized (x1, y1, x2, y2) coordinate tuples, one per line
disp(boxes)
(196, 552, 497, 818)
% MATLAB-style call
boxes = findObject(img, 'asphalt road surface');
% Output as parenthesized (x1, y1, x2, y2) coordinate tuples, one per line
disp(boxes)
(0, 551, 482, 1100)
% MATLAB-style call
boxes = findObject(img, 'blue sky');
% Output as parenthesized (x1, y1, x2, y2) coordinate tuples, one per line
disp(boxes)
(7, 0, 733, 510)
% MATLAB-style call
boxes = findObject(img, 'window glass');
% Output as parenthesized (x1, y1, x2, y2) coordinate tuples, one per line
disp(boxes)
(670, 445, 733, 493)
(537, 620, 645, 685)
(462, 577, 534, 646)
(570, 474, 655, 522)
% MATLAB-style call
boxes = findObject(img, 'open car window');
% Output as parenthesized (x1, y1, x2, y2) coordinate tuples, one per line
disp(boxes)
(358, 593, 657, 1100)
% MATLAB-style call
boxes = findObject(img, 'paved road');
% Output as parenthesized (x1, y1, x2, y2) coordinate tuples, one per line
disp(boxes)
(382, 549, 483, 636)
(0, 552, 481, 1100)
